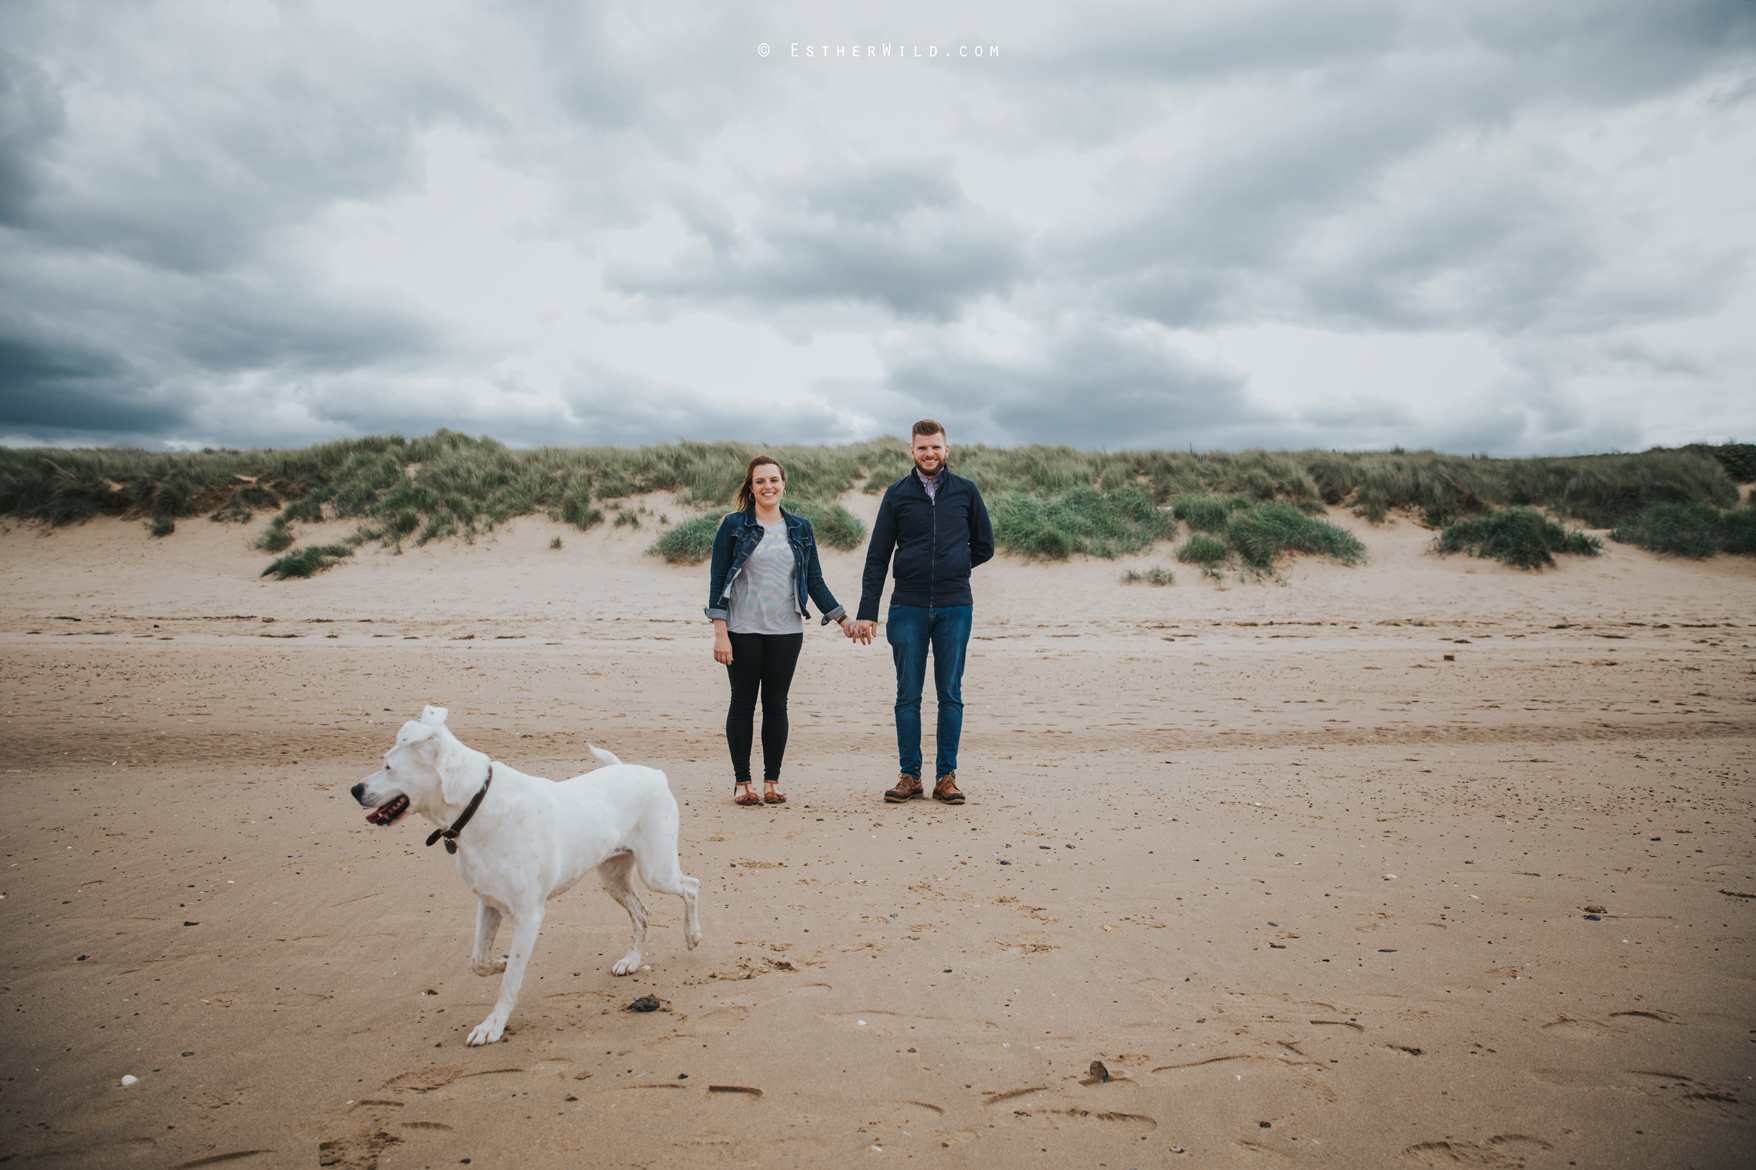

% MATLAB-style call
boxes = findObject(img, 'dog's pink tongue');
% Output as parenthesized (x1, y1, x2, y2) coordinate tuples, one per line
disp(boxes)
(365, 809, 385, 825)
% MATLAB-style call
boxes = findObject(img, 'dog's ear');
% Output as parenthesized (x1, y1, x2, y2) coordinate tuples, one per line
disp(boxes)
(396, 721, 438, 748)
(421, 705, 449, 727)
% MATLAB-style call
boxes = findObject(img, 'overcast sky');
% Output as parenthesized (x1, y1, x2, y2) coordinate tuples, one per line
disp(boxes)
(2, 0, 1753, 454)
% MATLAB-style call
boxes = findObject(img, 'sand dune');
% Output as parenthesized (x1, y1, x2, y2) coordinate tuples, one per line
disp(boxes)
(2, 503, 1752, 1168)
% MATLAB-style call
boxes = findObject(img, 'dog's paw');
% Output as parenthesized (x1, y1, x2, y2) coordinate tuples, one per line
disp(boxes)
(469, 958, 507, 977)
(466, 1017, 504, 1046)
(686, 926, 703, 951)
(611, 953, 641, 976)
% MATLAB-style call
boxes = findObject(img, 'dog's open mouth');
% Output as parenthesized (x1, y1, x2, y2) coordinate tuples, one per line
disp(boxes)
(366, 794, 410, 826)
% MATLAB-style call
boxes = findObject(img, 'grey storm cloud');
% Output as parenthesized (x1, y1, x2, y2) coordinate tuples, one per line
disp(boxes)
(1032, 0, 1756, 334)
(0, 0, 1750, 453)
(0, 0, 785, 446)
(0, 333, 182, 436)
(0, 49, 65, 227)
(1018, 0, 1756, 131)
(561, 361, 852, 447)
(883, 322, 1252, 449)
(610, 161, 1028, 321)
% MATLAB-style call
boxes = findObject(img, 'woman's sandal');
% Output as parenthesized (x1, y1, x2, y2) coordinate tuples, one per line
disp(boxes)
(733, 783, 763, 807)
(763, 784, 786, 805)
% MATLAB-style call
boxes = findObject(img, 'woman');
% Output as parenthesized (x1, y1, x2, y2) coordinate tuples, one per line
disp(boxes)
(704, 455, 851, 806)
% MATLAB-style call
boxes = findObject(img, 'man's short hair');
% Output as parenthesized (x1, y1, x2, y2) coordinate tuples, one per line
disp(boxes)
(911, 419, 946, 440)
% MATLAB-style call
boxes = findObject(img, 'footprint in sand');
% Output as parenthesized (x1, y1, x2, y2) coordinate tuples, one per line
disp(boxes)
(380, 1064, 471, 1093)
(379, 1063, 523, 1099)
(318, 1129, 401, 1170)
(981, 1088, 1158, 1133)
(1539, 1009, 1680, 1040)
(1537, 1016, 1621, 1040)
(1055, 1108, 1157, 1131)
(1628, 1072, 1753, 1122)
(697, 1004, 750, 1029)
(1402, 1134, 1551, 1168)
(639, 1031, 704, 1056)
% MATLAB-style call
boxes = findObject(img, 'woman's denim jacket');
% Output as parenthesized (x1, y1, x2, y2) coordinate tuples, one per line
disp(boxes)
(704, 508, 847, 627)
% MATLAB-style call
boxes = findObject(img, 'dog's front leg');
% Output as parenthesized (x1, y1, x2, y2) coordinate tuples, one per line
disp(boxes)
(470, 901, 505, 976)
(467, 907, 544, 1047)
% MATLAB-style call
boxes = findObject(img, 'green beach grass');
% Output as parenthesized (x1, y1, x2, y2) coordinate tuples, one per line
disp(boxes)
(1609, 501, 1756, 559)
(1434, 509, 1603, 569)
(990, 487, 1174, 560)
(2, 432, 1749, 575)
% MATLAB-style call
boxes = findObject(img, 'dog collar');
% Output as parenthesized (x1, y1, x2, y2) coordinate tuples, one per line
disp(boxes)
(426, 763, 494, 855)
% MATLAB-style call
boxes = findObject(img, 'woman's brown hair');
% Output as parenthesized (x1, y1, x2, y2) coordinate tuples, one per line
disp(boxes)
(734, 455, 785, 513)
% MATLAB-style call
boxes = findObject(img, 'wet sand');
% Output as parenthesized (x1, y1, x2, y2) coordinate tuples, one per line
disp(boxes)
(2, 503, 1753, 1168)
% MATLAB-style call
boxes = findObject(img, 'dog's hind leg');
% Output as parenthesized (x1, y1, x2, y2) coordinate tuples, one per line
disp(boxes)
(597, 852, 649, 975)
(467, 905, 544, 1047)
(634, 850, 703, 953)
(470, 901, 506, 976)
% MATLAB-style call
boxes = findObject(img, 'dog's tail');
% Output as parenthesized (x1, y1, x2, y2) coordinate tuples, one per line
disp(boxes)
(588, 743, 623, 768)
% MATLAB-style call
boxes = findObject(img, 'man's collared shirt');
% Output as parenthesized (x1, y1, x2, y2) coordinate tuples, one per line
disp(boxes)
(915, 466, 940, 501)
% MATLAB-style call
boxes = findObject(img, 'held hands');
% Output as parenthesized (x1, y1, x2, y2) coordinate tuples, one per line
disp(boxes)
(843, 618, 877, 645)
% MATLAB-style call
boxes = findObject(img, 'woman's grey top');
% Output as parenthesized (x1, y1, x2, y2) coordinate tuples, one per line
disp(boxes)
(725, 521, 804, 635)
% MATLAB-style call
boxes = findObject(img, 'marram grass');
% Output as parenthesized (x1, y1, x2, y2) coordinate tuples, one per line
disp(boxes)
(1609, 501, 1756, 559)
(261, 544, 355, 580)
(1435, 509, 1602, 569)
(2, 431, 1750, 578)
(990, 487, 1174, 560)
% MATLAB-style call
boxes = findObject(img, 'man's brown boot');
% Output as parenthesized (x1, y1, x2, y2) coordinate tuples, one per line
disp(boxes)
(932, 772, 965, 804)
(884, 773, 923, 802)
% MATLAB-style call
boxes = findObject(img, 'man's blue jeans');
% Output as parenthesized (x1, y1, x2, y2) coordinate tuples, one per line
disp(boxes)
(886, 604, 973, 780)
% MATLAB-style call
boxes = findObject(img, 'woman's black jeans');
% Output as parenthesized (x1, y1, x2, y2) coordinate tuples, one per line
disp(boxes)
(724, 631, 803, 785)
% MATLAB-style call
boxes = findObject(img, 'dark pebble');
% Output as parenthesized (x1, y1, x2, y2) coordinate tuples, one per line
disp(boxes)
(1378, 949, 1397, 953)
(1584, 914, 1602, 921)
(1000, 860, 1011, 865)
(629, 995, 662, 1013)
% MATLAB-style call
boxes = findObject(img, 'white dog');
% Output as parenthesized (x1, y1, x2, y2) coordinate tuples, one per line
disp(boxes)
(350, 706, 702, 1046)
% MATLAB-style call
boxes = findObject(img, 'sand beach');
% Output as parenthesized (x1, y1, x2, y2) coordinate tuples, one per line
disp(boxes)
(2, 499, 1752, 1168)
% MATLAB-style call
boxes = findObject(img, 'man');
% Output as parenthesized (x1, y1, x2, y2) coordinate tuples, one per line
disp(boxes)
(851, 420, 995, 804)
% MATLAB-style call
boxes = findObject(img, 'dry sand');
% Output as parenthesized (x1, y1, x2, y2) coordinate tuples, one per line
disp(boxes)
(2, 498, 1753, 1169)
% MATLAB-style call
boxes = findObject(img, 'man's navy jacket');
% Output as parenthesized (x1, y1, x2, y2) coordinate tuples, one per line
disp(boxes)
(857, 469, 995, 621)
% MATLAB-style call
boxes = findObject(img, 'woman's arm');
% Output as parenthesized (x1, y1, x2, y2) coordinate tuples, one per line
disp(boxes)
(712, 618, 733, 664)
(704, 514, 736, 622)
(800, 522, 847, 627)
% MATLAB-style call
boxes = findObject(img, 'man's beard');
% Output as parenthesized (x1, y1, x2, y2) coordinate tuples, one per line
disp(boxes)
(914, 453, 947, 477)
